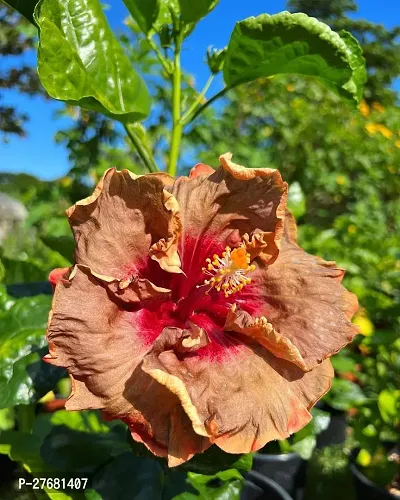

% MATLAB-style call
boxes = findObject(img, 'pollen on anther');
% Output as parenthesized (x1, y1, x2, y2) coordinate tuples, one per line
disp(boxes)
(197, 244, 256, 297)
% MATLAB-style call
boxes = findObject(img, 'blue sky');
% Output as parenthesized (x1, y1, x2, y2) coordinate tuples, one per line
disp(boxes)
(1, 0, 399, 180)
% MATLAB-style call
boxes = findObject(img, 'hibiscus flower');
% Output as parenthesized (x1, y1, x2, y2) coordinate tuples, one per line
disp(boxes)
(45, 153, 358, 466)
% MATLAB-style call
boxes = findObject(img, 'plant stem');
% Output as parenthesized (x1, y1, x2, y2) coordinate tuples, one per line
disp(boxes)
(187, 85, 232, 124)
(146, 35, 172, 77)
(124, 123, 158, 173)
(167, 32, 184, 177)
(181, 74, 215, 125)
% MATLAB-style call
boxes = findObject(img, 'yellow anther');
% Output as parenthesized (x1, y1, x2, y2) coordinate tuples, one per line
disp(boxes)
(199, 243, 256, 297)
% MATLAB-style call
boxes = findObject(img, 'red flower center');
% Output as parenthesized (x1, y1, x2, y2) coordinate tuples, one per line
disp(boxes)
(134, 234, 260, 360)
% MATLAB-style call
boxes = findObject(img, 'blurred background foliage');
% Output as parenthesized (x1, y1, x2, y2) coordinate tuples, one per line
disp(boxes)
(0, 0, 399, 498)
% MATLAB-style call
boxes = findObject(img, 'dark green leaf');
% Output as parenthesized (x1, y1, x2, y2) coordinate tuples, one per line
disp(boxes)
(41, 235, 75, 263)
(179, 446, 252, 475)
(178, 0, 219, 23)
(0, 430, 48, 473)
(0, 295, 52, 408)
(92, 452, 164, 500)
(323, 378, 368, 411)
(123, 0, 159, 34)
(3, 0, 39, 24)
(41, 425, 131, 473)
(34, 0, 151, 122)
(224, 11, 366, 103)
(2, 256, 46, 284)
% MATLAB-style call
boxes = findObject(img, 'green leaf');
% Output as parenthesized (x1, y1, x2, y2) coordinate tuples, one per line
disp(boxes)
(0, 408, 15, 431)
(178, 0, 219, 23)
(34, 0, 151, 122)
(331, 353, 357, 374)
(339, 30, 368, 104)
(41, 235, 75, 263)
(176, 469, 244, 500)
(92, 452, 164, 500)
(180, 446, 252, 475)
(123, 0, 159, 34)
(0, 430, 48, 473)
(0, 295, 52, 408)
(3, 0, 39, 24)
(378, 389, 400, 424)
(153, 0, 179, 31)
(223, 12, 366, 104)
(2, 256, 46, 284)
(309, 407, 331, 435)
(41, 425, 131, 473)
(291, 435, 316, 460)
(323, 378, 368, 411)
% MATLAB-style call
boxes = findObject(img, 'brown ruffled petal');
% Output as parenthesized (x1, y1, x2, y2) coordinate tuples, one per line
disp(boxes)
(142, 327, 333, 453)
(45, 266, 147, 414)
(250, 230, 359, 370)
(67, 168, 182, 278)
(45, 266, 210, 466)
(122, 365, 211, 466)
(225, 304, 308, 370)
(169, 153, 287, 265)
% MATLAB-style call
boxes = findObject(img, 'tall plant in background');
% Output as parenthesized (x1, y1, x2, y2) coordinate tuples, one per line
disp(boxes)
(0, 5, 43, 139)
(5, 0, 366, 178)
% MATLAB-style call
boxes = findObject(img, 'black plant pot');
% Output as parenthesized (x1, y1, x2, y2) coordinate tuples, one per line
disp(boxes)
(349, 453, 397, 500)
(316, 402, 347, 448)
(252, 452, 306, 500)
(242, 471, 294, 500)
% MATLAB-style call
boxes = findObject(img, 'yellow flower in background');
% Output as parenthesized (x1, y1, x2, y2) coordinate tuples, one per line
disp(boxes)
(336, 175, 347, 185)
(365, 122, 393, 139)
(359, 100, 370, 117)
(286, 84, 296, 92)
(395, 140, 400, 148)
(353, 308, 374, 336)
(347, 225, 357, 234)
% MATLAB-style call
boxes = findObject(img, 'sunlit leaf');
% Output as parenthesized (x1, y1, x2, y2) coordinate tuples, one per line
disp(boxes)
(178, 0, 219, 23)
(0, 295, 53, 408)
(34, 0, 151, 122)
(224, 12, 366, 104)
(378, 389, 400, 424)
(323, 378, 368, 411)
(123, 0, 159, 34)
